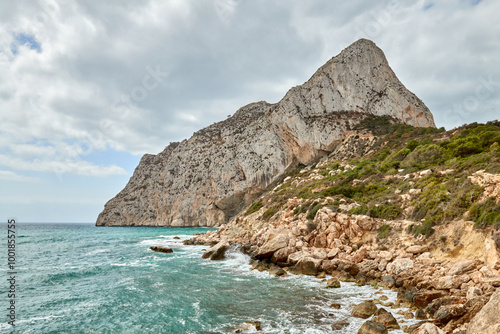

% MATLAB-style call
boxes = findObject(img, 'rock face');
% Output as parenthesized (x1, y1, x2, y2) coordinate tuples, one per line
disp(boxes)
(467, 288, 500, 334)
(96, 39, 435, 227)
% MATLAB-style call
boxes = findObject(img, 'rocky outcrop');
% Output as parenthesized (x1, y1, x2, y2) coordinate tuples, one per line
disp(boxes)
(96, 39, 435, 227)
(150, 246, 173, 253)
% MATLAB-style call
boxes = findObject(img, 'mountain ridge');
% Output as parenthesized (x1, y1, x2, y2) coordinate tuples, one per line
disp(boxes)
(96, 39, 435, 227)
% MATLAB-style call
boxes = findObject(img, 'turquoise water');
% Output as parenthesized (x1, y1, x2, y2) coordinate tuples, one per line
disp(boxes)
(1, 223, 413, 333)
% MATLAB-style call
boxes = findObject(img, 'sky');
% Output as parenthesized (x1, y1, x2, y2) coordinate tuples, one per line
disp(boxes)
(1, 0, 499, 223)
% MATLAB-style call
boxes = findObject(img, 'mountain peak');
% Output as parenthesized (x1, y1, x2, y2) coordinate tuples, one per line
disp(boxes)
(97, 40, 436, 227)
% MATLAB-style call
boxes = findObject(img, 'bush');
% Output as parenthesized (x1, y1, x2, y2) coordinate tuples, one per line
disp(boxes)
(378, 224, 392, 239)
(306, 203, 323, 220)
(401, 144, 446, 170)
(408, 221, 435, 237)
(245, 201, 263, 215)
(469, 197, 500, 228)
(262, 206, 278, 220)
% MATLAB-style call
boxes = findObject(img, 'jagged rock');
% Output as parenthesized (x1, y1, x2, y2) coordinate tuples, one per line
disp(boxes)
(372, 308, 400, 330)
(481, 276, 500, 287)
(466, 287, 483, 300)
(357, 320, 388, 334)
(330, 302, 341, 309)
(411, 323, 446, 334)
(467, 288, 500, 334)
(255, 234, 289, 259)
(352, 301, 378, 319)
(150, 246, 173, 253)
(202, 241, 229, 260)
(96, 39, 435, 227)
(435, 275, 471, 290)
(415, 309, 427, 320)
(269, 266, 286, 276)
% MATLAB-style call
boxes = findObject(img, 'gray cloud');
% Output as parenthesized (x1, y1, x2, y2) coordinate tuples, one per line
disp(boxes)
(0, 0, 499, 177)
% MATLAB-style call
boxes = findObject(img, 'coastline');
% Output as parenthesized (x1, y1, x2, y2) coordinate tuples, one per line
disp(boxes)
(189, 205, 500, 333)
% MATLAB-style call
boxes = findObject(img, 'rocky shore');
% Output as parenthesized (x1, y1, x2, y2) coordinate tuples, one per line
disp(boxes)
(188, 199, 500, 333)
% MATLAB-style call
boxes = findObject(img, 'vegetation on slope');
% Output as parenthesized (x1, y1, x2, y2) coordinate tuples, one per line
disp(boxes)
(247, 117, 500, 235)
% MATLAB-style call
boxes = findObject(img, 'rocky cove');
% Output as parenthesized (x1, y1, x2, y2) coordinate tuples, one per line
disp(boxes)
(189, 197, 500, 333)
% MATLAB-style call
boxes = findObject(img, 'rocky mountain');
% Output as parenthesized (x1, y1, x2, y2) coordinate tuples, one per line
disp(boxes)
(96, 39, 435, 227)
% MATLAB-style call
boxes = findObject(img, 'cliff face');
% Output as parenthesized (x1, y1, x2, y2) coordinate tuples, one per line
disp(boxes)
(96, 39, 435, 227)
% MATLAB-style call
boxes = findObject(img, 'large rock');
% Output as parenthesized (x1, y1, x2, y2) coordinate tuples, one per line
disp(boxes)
(352, 301, 378, 319)
(386, 258, 414, 276)
(96, 39, 435, 227)
(271, 246, 295, 263)
(467, 288, 500, 334)
(434, 304, 466, 323)
(202, 241, 230, 260)
(448, 260, 478, 276)
(371, 308, 400, 330)
(357, 321, 388, 334)
(292, 257, 322, 276)
(255, 234, 289, 259)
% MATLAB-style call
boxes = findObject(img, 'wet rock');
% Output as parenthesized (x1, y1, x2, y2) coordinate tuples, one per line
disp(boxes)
(331, 320, 349, 331)
(352, 301, 378, 319)
(381, 276, 396, 289)
(202, 241, 229, 260)
(357, 320, 388, 334)
(291, 257, 322, 276)
(269, 266, 286, 276)
(316, 272, 326, 279)
(235, 321, 261, 332)
(326, 277, 341, 288)
(173, 236, 180, 240)
(372, 308, 400, 330)
(330, 302, 341, 309)
(338, 260, 360, 276)
(467, 288, 500, 334)
(150, 246, 173, 253)
(415, 308, 427, 320)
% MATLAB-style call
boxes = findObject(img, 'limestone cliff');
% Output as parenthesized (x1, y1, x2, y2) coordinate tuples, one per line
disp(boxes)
(96, 39, 435, 227)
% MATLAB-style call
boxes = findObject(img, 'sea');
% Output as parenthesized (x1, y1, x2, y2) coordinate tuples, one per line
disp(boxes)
(1, 223, 417, 333)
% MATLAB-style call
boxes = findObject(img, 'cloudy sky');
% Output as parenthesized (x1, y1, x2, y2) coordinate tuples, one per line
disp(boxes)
(1, 0, 499, 222)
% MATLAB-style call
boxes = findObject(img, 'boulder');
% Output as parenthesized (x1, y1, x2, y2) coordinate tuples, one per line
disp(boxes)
(371, 308, 400, 330)
(269, 266, 286, 276)
(411, 322, 446, 334)
(466, 287, 483, 300)
(386, 258, 414, 276)
(150, 246, 173, 253)
(481, 276, 500, 287)
(352, 301, 378, 319)
(271, 247, 295, 263)
(467, 288, 500, 334)
(202, 241, 229, 260)
(292, 257, 322, 276)
(326, 277, 341, 288)
(330, 302, 341, 309)
(379, 251, 393, 262)
(357, 321, 388, 334)
(255, 234, 289, 259)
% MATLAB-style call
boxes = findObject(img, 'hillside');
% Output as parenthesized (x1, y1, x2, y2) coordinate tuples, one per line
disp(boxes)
(194, 118, 500, 333)
(96, 39, 435, 227)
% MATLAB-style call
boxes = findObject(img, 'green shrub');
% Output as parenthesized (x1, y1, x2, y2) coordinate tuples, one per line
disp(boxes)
(401, 144, 446, 169)
(245, 201, 263, 215)
(378, 224, 392, 239)
(469, 197, 500, 228)
(262, 206, 278, 220)
(408, 221, 435, 237)
(306, 203, 323, 220)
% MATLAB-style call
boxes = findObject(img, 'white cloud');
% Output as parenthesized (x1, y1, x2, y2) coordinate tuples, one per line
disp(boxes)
(0, 170, 42, 182)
